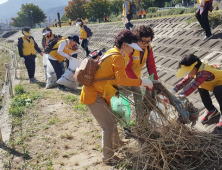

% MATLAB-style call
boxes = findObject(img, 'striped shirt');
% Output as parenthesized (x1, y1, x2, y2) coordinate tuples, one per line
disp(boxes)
(173, 71, 215, 96)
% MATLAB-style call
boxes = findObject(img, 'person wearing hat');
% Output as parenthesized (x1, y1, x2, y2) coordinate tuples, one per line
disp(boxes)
(18, 27, 43, 83)
(76, 18, 90, 57)
(48, 35, 80, 91)
(80, 29, 155, 163)
(42, 27, 57, 50)
(172, 54, 222, 128)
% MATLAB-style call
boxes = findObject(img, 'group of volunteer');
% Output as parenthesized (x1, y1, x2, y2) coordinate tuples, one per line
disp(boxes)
(17, 0, 222, 163)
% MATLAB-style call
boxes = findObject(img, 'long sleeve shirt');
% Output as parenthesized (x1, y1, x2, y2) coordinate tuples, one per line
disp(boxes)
(18, 36, 42, 57)
(125, 48, 159, 80)
(173, 71, 214, 96)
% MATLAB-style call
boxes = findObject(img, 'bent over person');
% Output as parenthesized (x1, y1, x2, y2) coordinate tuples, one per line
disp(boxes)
(18, 27, 43, 83)
(80, 30, 155, 163)
(172, 54, 222, 128)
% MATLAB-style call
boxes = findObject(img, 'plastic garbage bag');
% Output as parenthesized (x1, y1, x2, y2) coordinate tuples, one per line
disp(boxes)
(111, 94, 131, 127)
(45, 59, 57, 89)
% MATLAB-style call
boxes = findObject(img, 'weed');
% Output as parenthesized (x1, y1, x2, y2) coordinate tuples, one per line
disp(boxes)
(62, 153, 69, 158)
(48, 116, 61, 125)
(23, 150, 30, 158)
(62, 94, 78, 103)
(85, 117, 93, 122)
(9, 107, 25, 117)
(96, 135, 102, 139)
(70, 151, 77, 156)
(73, 103, 88, 113)
(14, 84, 25, 95)
(53, 150, 59, 158)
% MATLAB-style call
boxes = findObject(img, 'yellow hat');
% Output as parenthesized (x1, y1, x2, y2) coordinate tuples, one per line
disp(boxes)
(175, 61, 198, 78)
(23, 30, 31, 36)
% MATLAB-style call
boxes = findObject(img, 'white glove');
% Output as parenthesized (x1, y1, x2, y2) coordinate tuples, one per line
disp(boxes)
(171, 89, 177, 95)
(141, 79, 153, 90)
(87, 37, 90, 41)
(200, 0, 205, 6)
(67, 56, 72, 60)
(20, 57, 25, 63)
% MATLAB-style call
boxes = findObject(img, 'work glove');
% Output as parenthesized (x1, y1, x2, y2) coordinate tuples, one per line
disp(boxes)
(87, 37, 90, 41)
(200, 0, 205, 7)
(80, 37, 83, 40)
(20, 57, 25, 64)
(140, 79, 153, 91)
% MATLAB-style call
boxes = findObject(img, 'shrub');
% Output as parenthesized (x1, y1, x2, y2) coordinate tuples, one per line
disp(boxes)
(148, 7, 158, 13)
(14, 84, 25, 95)
(9, 107, 25, 117)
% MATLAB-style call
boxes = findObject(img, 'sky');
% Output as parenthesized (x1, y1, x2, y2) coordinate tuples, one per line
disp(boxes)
(0, 0, 8, 4)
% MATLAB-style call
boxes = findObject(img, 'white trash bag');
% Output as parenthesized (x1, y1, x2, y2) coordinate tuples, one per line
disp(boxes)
(43, 54, 48, 80)
(57, 58, 82, 90)
(46, 59, 57, 89)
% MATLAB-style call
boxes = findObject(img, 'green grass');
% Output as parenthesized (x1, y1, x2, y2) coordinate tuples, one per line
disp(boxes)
(14, 84, 25, 95)
(62, 94, 78, 104)
(73, 103, 88, 113)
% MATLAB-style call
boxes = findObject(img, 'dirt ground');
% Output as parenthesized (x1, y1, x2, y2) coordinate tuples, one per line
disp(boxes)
(0, 55, 119, 170)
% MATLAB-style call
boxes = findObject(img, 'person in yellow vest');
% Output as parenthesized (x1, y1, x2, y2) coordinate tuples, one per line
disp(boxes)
(80, 29, 154, 163)
(138, 10, 142, 19)
(123, 25, 158, 126)
(18, 27, 43, 83)
(123, 0, 134, 30)
(76, 18, 91, 57)
(68, 19, 72, 26)
(48, 35, 79, 91)
(196, 0, 213, 41)
(41, 27, 56, 50)
(172, 54, 222, 128)
(142, 9, 147, 18)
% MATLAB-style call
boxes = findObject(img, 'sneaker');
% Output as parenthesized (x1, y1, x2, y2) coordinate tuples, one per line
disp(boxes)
(30, 78, 36, 84)
(203, 34, 213, 41)
(201, 31, 205, 36)
(131, 25, 136, 31)
(201, 109, 220, 124)
(217, 115, 222, 129)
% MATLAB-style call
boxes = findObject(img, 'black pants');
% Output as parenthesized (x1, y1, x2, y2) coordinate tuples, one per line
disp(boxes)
(125, 14, 134, 30)
(49, 59, 65, 88)
(198, 86, 222, 113)
(81, 39, 90, 57)
(195, 3, 212, 36)
(24, 55, 36, 79)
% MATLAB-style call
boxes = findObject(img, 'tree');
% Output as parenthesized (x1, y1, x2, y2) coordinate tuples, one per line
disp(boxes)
(110, 0, 123, 16)
(61, 14, 69, 22)
(64, 0, 87, 20)
(11, 3, 46, 28)
(84, 0, 111, 21)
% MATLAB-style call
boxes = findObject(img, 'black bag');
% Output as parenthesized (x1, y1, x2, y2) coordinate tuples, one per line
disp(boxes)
(44, 37, 59, 54)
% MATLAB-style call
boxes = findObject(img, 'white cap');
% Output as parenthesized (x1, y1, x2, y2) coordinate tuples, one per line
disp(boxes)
(76, 22, 81, 26)
(126, 43, 143, 51)
(43, 30, 51, 35)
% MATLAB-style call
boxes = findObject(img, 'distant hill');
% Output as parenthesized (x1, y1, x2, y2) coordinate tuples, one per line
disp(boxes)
(0, 0, 69, 20)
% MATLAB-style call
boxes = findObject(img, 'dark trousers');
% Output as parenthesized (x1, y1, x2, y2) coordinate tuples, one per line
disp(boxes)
(81, 39, 90, 56)
(195, 3, 212, 36)
(198, 86, 222, 113)
(125, 14, 134, 30)
(24, 55, 36, 79)
(49, 59, 65, 88)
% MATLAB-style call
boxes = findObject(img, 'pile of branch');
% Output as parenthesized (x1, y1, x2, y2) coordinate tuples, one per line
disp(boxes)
(117, 82, 222, 170)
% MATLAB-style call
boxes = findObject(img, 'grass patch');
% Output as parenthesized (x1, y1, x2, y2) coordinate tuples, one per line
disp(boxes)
(73, 103, 88, 113)
(48, 116, 61, 125)
(14, 84, 25, 95)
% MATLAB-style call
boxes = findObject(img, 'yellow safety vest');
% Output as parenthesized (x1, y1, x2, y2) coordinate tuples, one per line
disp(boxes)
(197, 0, 209, 4)
(123, 0, 131, 15)
(21, 36, 36, 56)
(80, 24, 87, 39)
(49, 40, 77, 62)
(197, 61, 222, 91)
(126, 44, 151, 78)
